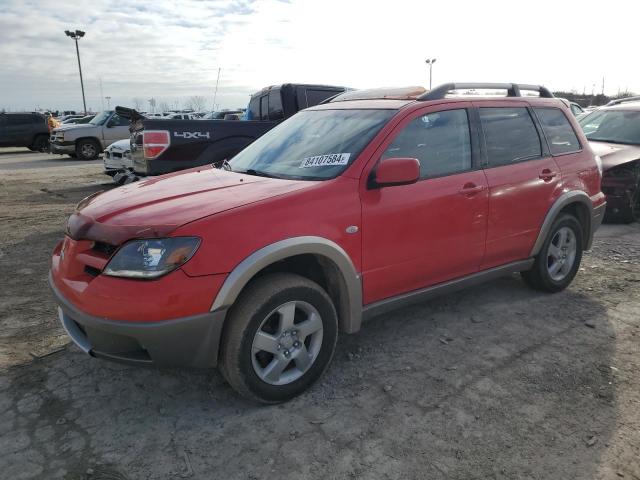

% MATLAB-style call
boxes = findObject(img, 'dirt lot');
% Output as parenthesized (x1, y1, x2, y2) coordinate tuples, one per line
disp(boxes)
(1, 148, 639, 480)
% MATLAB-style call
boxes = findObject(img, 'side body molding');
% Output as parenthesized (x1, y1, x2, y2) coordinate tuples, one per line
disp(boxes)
(530, 190, 593, 256)
(210, 236, 364, 334)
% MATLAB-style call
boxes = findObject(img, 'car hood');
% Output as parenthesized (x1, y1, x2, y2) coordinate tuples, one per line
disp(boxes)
(590, 141, 640, 170)
(106, 139, 131, 152)
(54, 123, 94, 132)
(67, 166, 315, 245)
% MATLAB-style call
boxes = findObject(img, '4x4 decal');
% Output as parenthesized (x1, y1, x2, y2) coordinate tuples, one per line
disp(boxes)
(173, 131, 210, 139)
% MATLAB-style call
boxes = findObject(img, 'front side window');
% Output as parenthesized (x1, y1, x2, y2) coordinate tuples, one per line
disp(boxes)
(110, 114, 129, 126)
(230, 109, 395, 180)
(534, 108, 581, 155)
(90, 111, 112, 125)
(382, 109, 472, 179)
(571, 104, 584, 116)
(480, 107, 542, 167)
(579, 110, 640, 145)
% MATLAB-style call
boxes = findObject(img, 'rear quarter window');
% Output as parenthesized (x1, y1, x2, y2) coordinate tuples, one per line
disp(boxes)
(534, 107, 581, 155)
(480, 107, 542, 167)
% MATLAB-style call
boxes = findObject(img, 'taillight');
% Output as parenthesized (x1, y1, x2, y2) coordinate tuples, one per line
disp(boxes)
(143, 130, 170, 159)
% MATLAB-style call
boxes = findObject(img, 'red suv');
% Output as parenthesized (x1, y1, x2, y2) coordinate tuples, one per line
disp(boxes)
(50, 83, 605, 403)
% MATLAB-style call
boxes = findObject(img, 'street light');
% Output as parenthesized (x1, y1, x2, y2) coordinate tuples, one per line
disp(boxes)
(425, 58, 437, 89)
(64, 29, 87, 114)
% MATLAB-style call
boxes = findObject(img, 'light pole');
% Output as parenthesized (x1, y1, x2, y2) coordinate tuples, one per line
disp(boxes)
(65, 29, 87, 114)
(425, 58, 437, 89)
(105, 96, 111, 109)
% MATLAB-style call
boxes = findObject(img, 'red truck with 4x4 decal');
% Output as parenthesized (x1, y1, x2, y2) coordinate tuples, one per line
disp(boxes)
(50, 83, 605, 403)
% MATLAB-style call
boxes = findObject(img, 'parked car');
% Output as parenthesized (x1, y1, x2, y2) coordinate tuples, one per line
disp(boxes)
(559, 99, 585, 117)
(103, 139, 133, 179)
(50, 110, 130, 160)
(579, 98, 640, 222)
(50, 82, 605, 403)
(200, 109, 246, 120)
(121, 83, 346, 178)
(164, 113, 195, 120)
(0, 112, 50, 151)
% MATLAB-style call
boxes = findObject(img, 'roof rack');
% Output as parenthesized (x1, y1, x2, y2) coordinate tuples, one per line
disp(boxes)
(418, 83, 554, 101)
(605, 95, 640, 106)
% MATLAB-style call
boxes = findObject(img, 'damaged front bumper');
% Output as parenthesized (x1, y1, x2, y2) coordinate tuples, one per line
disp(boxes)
(49, 273, 226, 368)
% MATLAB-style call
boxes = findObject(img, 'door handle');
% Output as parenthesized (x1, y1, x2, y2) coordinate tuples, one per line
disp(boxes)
(539, 169, 557, 181)
(458, 183, 485, 195)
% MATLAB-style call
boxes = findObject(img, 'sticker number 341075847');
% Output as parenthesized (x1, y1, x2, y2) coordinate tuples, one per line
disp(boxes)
(300, 153, 351, 168)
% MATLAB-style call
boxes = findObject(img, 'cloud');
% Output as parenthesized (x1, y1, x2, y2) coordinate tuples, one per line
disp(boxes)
(1, 0, 639, 112)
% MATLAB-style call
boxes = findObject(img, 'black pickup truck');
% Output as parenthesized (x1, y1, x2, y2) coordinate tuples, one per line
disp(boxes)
(0, 112, 50, 151)
(118, 83, 346, 177)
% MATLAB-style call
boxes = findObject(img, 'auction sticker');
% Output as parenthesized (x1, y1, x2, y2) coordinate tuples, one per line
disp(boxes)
(300, 153, 351, 168)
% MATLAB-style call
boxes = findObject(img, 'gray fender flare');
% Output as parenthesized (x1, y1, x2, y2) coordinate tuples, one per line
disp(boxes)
(530, 191, 593, 256)
(210, 236, 363, 334)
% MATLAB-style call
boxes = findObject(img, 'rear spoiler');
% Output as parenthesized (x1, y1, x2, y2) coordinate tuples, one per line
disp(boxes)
(115, 106, 145, 123)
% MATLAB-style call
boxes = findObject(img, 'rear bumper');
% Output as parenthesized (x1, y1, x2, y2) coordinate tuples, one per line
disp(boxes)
(49, 273, 226, 368)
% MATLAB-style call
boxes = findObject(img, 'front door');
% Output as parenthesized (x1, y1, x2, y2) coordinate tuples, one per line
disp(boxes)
(360, 104, 488, 305)
(102, 113, 130, 147)
(475, 102, 563, 268)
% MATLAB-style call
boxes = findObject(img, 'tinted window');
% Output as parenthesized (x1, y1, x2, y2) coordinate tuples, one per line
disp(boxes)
(268, 90, 284, 120)
(480, 107, 541, 166)
(534, 108, 581, 155)
(247, 97, 260, 120)
(8, 115, 33, 126)
(382, 109, 471, 179)
(260, 95, 269, 120)
(305, 89, 340, 107)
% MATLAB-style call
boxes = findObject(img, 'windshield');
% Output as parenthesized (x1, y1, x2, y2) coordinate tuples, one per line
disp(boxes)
(579, 109, 640, 145)
(229, 109, 395, 180)
(89, 111, 113, 126)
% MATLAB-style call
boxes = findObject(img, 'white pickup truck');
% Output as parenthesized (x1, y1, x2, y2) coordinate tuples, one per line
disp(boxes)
(50, 110, 130, 160)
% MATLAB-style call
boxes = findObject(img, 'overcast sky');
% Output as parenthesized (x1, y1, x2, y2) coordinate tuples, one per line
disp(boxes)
(1, 0, 638, 112)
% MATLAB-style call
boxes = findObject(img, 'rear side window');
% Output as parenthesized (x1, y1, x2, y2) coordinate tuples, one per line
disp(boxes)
(247, 97, 260, 120)
(480, 107, 541, 167)
(534, 108, 581, 155)
(260, 95, 269, 120)
(268, 90, 284, 120)
(382, 109, 472, 179)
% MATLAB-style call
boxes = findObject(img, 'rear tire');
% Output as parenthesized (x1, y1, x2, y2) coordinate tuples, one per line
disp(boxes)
(76, 139, 100, 160)
(219, 273, 338, 404)
(32, 135, 49, 153)
(522, 214, 583, 293)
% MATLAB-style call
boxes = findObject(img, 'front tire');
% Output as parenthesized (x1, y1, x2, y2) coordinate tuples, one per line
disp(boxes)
(219, 273, 338, 404)
(522, 214, 583, 292)
(76, 139, 100, 160)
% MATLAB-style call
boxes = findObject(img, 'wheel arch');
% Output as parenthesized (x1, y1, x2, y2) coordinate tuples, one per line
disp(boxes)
(530, 191, 593, 256)
(75, 136, 103, 152)
(211, 237, 363, 334)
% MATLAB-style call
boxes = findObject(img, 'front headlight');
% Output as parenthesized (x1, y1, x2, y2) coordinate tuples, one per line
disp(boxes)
(103, 237, 200, 279)
(57, 132, 64, 141)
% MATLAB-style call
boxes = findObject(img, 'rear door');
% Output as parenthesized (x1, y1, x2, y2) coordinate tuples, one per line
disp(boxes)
(361, 103, 489, 304)
(476, 101, 562, 268)
(5, 114, 33, 146)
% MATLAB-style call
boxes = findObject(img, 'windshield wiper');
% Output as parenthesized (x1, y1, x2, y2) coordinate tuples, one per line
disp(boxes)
(239, 168, 281, 178)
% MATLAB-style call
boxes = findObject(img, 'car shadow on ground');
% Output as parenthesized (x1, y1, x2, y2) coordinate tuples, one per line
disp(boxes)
(0, 273, 618, 479)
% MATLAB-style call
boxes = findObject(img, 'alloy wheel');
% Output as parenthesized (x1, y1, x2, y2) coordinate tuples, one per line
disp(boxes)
(251, 300, 323, 386)
(546, 226, 577, 282)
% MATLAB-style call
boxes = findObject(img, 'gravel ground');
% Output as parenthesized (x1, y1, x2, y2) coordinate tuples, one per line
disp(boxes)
(1, 149, 639, 480)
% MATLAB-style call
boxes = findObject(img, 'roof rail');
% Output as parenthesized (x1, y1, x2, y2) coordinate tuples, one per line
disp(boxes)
(605, 95, 640, 106)
(418, 83, 554, 101)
